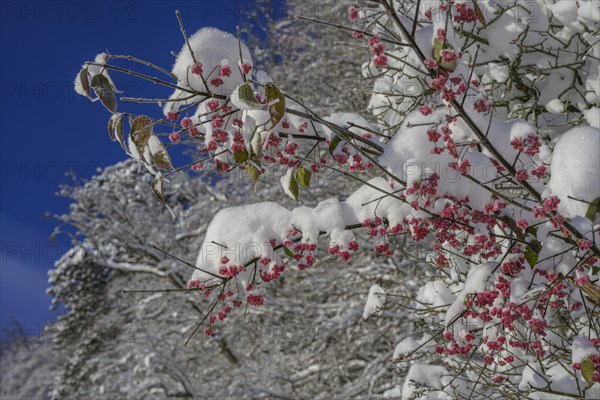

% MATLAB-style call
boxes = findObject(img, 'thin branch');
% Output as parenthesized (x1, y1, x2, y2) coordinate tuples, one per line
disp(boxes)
(146, 242, 224, 280)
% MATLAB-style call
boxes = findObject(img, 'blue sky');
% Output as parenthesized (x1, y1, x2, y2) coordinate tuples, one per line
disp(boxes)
(1, 0, 286, 340)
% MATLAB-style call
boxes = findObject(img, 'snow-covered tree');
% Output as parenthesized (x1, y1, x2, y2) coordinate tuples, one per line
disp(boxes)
(244, 0, 372, 113)
(11, 159, 415, 399)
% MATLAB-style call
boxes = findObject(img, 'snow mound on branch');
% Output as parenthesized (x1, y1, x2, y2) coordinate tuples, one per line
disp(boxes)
(363, 284, 386, 319)
(415, 280, 456, 309)
(547, 126, 600, 218)
(572, 335, 599, 364)
(519, 360, 547, 392)
(171, 27, 252, 97)
(401, 364, 448, 399)
(345, 177, 411, 226)
(380, 110, 452, 176)
(584, 108, 600, 129)
(393, 333, 433, 360)
(291, 198, 355, 244)
(192, 202, 290, 282)
(445, 263, 495, 326)
(380, 110, 498, 210)
(487, 118, 542, 164)
(322, 112, 379, 142)
(382, 386, 402, 398)
(191, 197, 359, 284)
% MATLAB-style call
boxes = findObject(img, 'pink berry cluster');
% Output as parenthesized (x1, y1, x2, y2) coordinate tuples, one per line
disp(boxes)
(369, 37, 388, 69)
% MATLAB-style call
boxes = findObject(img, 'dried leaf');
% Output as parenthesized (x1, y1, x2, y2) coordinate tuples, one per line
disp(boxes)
(265, 83, 285, 128)
(130, 116, 153, 157)
(148, 136, 174, 171)
(91, 74, 117, 113)
(79, 67, 92, 99)
(151, 173, 167, 204)
(115, 114, 127, 151)
(108, 115, 115, 142)
(153, 151, 174, 170)
(472, 0, 487, 27)
(255, 135, 263, 160)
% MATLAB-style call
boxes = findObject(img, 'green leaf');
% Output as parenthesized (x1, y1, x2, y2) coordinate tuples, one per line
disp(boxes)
(246, 164, 259, 184)
(91, 74, 117, 113)
(581, 356, 595, 386)
(472, 0, 487, 27)
(289, 172, 299, 201)
(234, 150, 249, 164)
(585, 197, 600, 220)
(265, 83, 285, 128)
(283, 246, 294, 258)
(79, 67, 92, 99)
(433, 38, 444, 62)
(328, 135, 342, 155)
(236, 82, 263, 109)
(130, 116, 153, 157)
(297, 166, 312, 188)
(525, 226, 538, 237)
(524, 246, 539, 267)
(433, 38, 457, 72)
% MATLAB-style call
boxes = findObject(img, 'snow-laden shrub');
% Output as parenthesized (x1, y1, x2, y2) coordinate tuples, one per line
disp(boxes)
(74, 1, 600, 398)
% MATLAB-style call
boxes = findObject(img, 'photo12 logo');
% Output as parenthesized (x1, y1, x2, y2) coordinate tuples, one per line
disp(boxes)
(1, 321, 139, 346)
(1, 1, 140, 24)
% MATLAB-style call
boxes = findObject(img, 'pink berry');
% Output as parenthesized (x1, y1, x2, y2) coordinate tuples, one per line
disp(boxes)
(220, 64, 231, 77)
(191, 63, 203, 75)
(419, 106, 433, 116)
(241, 62, 252, 75)
(515, 169, 529, 181)
(181, 117, 193, 128)
(373, 55, 388, 68)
